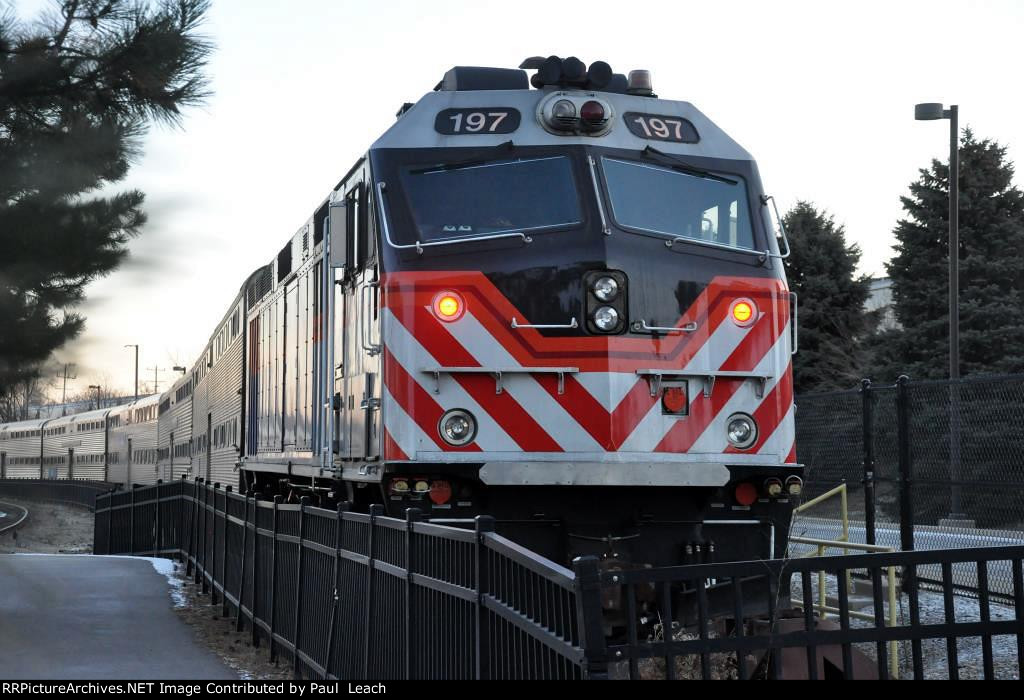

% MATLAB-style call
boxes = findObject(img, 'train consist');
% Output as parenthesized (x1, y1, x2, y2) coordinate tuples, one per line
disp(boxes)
(0, 57, 801, 568)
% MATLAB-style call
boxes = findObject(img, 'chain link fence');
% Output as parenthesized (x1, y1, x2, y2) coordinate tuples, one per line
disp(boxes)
(792, 373, 1024, 599)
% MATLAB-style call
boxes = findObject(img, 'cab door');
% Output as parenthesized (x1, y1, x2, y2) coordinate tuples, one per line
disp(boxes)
(331, 180, 382, 468)
(348, 182, 382, 464)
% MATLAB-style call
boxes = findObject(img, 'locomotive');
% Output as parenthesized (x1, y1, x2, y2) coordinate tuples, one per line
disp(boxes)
(0, 57, 801, 570)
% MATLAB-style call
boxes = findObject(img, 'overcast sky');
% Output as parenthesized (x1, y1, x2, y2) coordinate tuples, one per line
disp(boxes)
(12, 0, 1024, 401)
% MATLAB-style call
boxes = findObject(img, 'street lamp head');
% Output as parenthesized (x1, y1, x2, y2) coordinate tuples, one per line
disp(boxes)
(915, 102, 947, 121)
(173, 366, 186, 374)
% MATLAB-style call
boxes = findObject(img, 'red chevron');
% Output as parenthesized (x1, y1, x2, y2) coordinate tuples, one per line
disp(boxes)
(725, 363, 794, 455)
(409, 304, 563, 452)
(382, 272, 788, 372)
(383, 348, 481, 453)
(655, 304, 790, 453)
(382, 271, 793, 455)
(383, 428, 409, 461)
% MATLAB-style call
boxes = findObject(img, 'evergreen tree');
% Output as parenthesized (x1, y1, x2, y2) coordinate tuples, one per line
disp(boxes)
(783, 202, 874, 394)
(880, 130, 1024, 379)
(0, 0, 212, 413)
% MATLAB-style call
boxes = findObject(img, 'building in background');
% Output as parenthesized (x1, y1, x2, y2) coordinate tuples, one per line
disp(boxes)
(866, 277, 899, 331)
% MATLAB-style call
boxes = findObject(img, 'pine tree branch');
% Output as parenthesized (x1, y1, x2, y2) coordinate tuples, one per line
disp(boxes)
(52, 0, 82, 50)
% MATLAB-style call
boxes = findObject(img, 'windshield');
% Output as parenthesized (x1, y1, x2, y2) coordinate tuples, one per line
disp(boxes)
(601, 157, 756, 251)
(399, 156, 581, 242)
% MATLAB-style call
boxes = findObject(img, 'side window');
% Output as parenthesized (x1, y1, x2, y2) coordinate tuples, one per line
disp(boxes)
(355, 181, 371, 269)
(345, 185, 358, 275)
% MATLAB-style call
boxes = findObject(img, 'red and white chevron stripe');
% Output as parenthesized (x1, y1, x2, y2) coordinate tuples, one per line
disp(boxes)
(379, 272, 796, 467)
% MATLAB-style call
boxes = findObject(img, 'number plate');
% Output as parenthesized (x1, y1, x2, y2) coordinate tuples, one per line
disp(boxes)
(434, 108, 521, 135)
(624, 112, 699, 143)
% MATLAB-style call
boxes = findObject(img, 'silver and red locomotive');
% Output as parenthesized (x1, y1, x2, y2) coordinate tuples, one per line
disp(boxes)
(242, 57, 801, 566)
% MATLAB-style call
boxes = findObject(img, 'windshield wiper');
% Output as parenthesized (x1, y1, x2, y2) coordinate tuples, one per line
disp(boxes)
(642, 146, 738, 185)
(412, 140, 516, 175)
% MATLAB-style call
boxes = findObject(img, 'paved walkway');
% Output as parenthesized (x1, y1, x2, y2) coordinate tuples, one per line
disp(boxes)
(0, 554, 236, 679)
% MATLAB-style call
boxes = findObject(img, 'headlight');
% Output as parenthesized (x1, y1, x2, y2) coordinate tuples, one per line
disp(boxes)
(593, 306, 619, 332)
(593, 276, 619, 302)
(551, 99, 576, 119)
(726, 413, 757, 449)
(439, 409, 476, 447)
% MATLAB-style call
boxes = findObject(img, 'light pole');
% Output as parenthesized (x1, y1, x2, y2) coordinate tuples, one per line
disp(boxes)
(914, 102, 966, 522)
(88, 384, 102, 411)
(125, 344, 139, 402)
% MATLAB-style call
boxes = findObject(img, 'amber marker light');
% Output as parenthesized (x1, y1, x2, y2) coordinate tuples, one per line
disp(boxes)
(730, 298, 757, 327)
(432, 291, 465, 322)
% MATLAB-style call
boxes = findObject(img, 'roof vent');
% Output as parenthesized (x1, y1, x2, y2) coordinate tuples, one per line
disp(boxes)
(435, 66, 528, 92)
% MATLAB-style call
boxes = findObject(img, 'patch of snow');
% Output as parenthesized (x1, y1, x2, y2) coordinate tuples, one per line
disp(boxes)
(136, 556, 188, 608)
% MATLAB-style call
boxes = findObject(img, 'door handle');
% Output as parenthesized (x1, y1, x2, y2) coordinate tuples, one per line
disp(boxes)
(359, 281, 380, 355)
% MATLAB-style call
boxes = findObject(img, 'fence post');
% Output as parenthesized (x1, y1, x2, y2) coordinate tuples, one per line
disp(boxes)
(572, 556, 609, 680)
(363, 503, 384, 680)
(324, 501, 349, 680)
(404, 507, 423, 679)
(186, 477, 199, 576)
(236, 490, 251, 633)
(105, 489, 114, 556)
(292, 496, 309, 679)
(861, 379, 877, 547)
(474, 515, 495, 680)
(896, 375, 915, 553)
(199, 480, 209, 592)
(221, 485, 232, 616)
(128, 484, 136, 554)
(179, 474, 188, 559)
(269, 495, 281, 664)
(154, 479, 162, 557)
(251, 492, 264, 650)
(211, 483, 222, 602)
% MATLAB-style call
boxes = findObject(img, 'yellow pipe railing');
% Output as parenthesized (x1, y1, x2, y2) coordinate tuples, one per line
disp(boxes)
(790, 482, 900, 679)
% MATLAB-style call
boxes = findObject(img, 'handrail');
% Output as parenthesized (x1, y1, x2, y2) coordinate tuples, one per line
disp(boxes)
(511, 317, 578, 330)
(760, 194, 792, 261)
(421, 365, 578, 395)
(790, 481, 899, 679)
(586, 155, 611, 236)
(632, 319, 697, 335)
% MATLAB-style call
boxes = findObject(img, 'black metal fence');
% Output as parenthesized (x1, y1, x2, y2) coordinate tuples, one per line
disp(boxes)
(0, 478, 116, 510)
(793, 373, 1024, 599)
(94, 478, 596, 680)
(595, 546, 1024, 680)
(94, 478, 1024, 680)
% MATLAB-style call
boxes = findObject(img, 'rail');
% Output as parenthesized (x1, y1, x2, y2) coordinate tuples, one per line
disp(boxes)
(0, 479, 116, 511)
(0, 501, 28, 536)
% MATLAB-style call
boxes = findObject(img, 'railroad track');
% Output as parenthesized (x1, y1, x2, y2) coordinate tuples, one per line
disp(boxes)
(0, 501, 28, 536)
